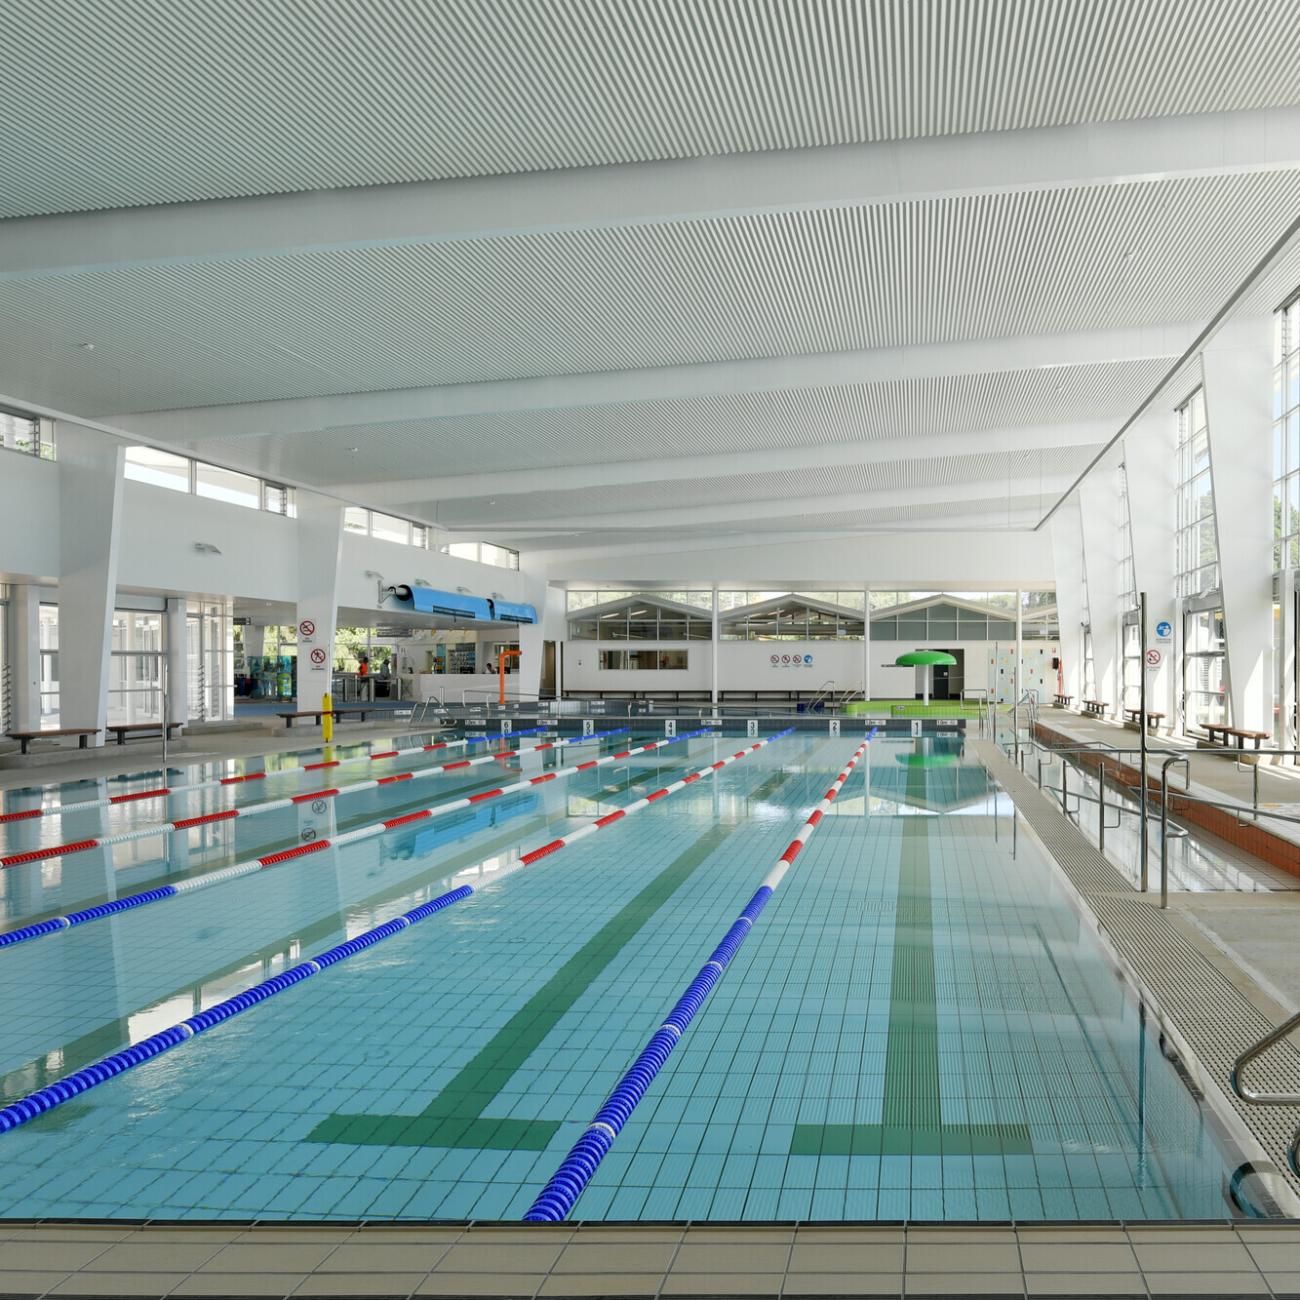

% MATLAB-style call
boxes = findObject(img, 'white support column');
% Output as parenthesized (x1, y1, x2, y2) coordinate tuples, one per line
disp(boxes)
(1050, 497, 1086, 704)
(710, 586, 719, 706)
(1079, 475, 1123, 715)
(1014, 589, 1024, 701)
(165, 597, 188, 725)
(294, 493, 345, 709)
(1202, 324, 1275, 731)
(243, 625, 266, 660)
(1125, 408, 1179, 721)
(9, 584, 40, 732)
(863, 587, 871, 702)
(55, 424, 124, 743)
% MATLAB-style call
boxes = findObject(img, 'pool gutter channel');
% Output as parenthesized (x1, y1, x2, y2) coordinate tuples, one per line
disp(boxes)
(976, 738, 1300, 1218)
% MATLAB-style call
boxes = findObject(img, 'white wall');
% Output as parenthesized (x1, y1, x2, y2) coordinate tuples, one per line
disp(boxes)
(562, 635, 1059, 699)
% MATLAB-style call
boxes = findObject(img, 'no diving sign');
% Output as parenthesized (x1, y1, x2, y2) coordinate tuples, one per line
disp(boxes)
(1145, 649, 1162, 669)
(298, 618, 316, 639)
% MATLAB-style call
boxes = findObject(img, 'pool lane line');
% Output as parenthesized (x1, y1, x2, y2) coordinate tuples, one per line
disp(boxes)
(306, 748, 821, 1153)
(0, 726, 559, 826)
(0, 730, 783, 1136)
(0, 884, 475, 1138)
(788, 815, 1032, 1159)
(0, 729, 634, 869)
(523, 729, 875, 1222)
(0, 728, 717, 948)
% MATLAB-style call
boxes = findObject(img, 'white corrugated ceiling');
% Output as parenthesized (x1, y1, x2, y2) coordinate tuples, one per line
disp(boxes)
(2, 0, 1297, 548)
(3, 0, 1299, 218)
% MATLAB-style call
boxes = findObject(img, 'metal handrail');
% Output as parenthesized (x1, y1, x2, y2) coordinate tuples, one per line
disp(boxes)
(1230, 1012, 1300, 1176)
(1158, 755, 1191, 907)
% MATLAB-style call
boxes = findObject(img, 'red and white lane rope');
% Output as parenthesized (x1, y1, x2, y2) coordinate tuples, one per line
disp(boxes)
(759, 735, 871, 890)
(0, 726, 556, 826)
(0, 728, 726, 948)
(518, 727, 795, 866)
(164, 726, 725, 897)
(0, 728, 633, 869)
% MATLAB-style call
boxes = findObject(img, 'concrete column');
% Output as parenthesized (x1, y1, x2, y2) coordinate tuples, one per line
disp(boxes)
(1079, 473, 1123, 715)
(243, 625, 266, 660)
(55, 424, 124, 744)
(165, 597, 188, 725)
(863, 587, 871, 702)
(9, 585, 40, 732)
(1014, 589, 1023, 701)
(1201, 320, 1275, 731)
(710, 586, 719, 705)
(294, 493, 345, 709)
(1050, 498, 1086, 703)
(1125, 408, 1179, 721)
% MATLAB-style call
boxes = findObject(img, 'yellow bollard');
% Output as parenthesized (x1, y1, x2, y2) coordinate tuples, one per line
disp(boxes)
(321, 691, 334, 743)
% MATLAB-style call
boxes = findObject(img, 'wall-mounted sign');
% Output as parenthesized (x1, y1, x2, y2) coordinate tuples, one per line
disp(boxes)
(299, 619, 316, 639)
(769, 652, 814, 667)
(1145, 648, 1162, 669)
(1155, 620, 1173, 641)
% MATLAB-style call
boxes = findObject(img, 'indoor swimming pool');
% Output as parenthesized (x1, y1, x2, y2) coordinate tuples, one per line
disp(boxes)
(0, 726, 1269, 1222)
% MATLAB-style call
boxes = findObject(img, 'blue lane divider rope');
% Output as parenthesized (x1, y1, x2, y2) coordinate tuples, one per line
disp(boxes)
(0, 726, 704, 951)
(523, 726, 877, 1222)
(0, 884, 474, 1135)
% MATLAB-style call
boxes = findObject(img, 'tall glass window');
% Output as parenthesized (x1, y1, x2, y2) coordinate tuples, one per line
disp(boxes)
(1184, 605, 1229, 730)
(1274, 294, 1300, 571)
(1175, 390, 1220, 598)
(38, 604, 59, 727)
(108, 611, 163, 725)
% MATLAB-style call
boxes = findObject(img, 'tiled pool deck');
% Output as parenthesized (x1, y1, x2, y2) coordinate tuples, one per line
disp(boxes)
(0, 1219, 1297, 1297)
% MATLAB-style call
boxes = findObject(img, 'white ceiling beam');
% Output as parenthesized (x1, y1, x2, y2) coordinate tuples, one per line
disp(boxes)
(117, 324, 1194, 444)
(3, 107, 1298, 283)
(455, 475, 1076, 534)
(341, 421, 1109, 502)
(522, 512, 1043, 564)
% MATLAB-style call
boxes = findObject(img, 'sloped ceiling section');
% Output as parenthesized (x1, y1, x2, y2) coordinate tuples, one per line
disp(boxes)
(2, 0, 1299, 217)
(1, 0, 1298, 552)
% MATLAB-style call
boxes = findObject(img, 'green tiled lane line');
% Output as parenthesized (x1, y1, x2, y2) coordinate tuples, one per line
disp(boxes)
(791, 818, 1032, 1158)
(308, 762, 801, 1151)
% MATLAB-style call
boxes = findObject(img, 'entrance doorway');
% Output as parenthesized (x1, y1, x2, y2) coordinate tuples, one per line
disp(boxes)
(927, 648, 965, 701)
(541, 641, 557, 698)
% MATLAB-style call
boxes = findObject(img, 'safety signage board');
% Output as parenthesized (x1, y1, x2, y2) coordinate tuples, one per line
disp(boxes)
(1145, 648, 1162, 668)
(299, 619, 316, 639)
(309, 647, 327, 666)
(1155, 620, 1173, 640)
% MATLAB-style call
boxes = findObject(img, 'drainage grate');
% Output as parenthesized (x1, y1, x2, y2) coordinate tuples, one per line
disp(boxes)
(977, 739, 1300, 1203)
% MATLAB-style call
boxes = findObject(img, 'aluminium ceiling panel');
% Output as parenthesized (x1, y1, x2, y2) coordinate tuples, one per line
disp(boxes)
(2, 0, 1299, 217)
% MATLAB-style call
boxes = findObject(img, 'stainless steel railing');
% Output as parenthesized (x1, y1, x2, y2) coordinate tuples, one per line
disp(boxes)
(1230, 1014, 1300, 1177)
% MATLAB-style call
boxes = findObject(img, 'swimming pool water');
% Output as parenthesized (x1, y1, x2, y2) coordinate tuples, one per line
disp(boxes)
(0, 729, 1257, 1221)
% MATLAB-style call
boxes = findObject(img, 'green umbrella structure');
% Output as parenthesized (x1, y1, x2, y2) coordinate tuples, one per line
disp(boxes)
(894, 650, 957, 705)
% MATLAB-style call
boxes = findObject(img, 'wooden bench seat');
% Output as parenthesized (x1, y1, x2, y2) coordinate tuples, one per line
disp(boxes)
(1052, 693, 1073, 707)
(5, 727, 100, 755)
(277, 708, 373, 729)
(106, 722, 186, 745)
(1203, 722, 1272, 751)
(1123, 708, 1166, 731)
(1081, 700, 1109, 717)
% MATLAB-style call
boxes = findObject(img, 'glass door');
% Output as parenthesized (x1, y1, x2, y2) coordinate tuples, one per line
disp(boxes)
(107, 610, 163, 725)
(1183, 606, 1228, 731)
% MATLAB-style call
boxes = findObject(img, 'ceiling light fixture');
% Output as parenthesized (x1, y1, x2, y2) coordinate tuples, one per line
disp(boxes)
(193, 541, 222, 555)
